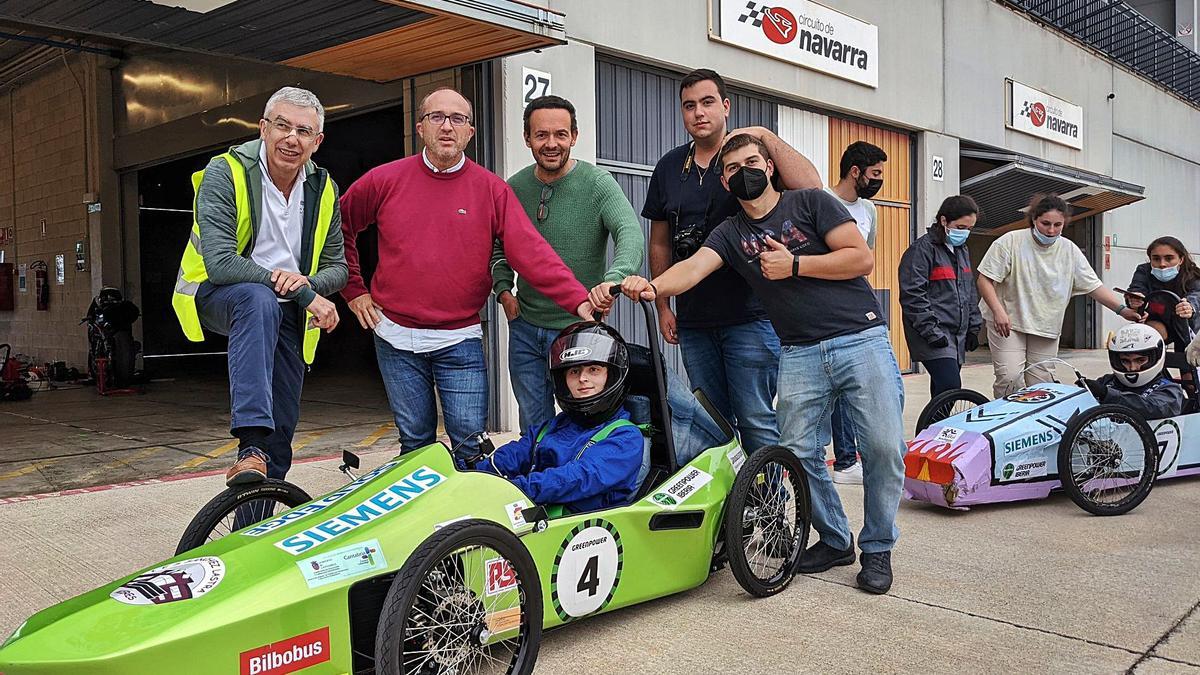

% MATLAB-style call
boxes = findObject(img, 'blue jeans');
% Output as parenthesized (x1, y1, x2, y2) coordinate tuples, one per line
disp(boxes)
(831, 398, 858, 471)
(677, 320, 781, 454)
(196, 282, 304, 480)
(507, 316, 559, 435)
(777, 325, 906, 554)
(374, 335, 487, 458)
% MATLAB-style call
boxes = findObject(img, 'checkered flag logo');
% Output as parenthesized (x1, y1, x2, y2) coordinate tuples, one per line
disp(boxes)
(738, 0, 767, 26)
(1020, 101, 1032, 118)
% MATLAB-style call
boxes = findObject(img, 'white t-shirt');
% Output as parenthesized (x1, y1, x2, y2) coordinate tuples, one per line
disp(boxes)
(824, 188, 876, 249)
(977, 229, 1102, 338)
(253, 144, 305, 278)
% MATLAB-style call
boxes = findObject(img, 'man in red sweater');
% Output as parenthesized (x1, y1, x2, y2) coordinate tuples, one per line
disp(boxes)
(341, 88, 594, 457)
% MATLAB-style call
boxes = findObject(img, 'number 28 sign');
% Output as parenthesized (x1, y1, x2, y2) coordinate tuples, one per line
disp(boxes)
(550, 519, 623, 621)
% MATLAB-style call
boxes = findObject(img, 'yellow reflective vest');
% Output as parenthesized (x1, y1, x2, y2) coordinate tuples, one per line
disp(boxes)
(171, 153, 336, 364)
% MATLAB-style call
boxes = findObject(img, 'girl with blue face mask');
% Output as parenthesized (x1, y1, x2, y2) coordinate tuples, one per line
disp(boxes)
(1125, 236, 1200, 348)
(899, 195, 984, 396)
(975, 193, 1143, 398)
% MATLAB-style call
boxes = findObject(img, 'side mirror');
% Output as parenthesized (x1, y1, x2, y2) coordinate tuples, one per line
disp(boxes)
(519, 505, 550, 534)
(342, 450, 361, 470)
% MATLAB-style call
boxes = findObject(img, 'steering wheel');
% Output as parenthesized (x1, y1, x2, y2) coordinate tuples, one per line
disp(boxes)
(1140, 289, 1194, 344)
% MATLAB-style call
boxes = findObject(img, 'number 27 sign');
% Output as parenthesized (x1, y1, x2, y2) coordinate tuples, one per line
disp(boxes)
(522, 67, 552, 104)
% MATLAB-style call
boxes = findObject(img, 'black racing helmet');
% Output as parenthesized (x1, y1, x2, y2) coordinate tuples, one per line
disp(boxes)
(549, 322, 630, 425)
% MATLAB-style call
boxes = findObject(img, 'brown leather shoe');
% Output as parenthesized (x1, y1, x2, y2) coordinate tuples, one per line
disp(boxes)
(225, 450, 267, 486)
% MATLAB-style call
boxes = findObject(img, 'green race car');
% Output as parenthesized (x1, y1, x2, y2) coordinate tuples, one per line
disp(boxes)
(0, 299, 811, 674)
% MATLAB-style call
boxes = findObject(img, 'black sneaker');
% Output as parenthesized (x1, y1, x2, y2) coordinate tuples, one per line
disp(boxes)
(856, 550, 893, 594)
(797, 536, 855, 574)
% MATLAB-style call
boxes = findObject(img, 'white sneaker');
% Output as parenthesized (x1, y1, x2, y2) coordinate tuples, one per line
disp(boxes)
(833, 462, 863, 485)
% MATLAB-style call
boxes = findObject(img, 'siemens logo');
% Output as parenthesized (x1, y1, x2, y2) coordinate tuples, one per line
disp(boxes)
(242, 460, 400, 537)
(1004, 430, 1056, 455)
(275, 467, 444, 555)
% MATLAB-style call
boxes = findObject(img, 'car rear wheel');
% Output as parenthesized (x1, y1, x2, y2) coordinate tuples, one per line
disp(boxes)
(175, 480, 312, 554)
(915, 388, 990, 434)
(376, 519, 541, 675)
(1057, 404, 1158, 516)
(723, 445, 811, 597)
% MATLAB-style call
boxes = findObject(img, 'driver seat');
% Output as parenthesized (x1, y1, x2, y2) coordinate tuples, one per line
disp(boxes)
(623, 343, 675, 502)
(1162, 352, 1200, 414)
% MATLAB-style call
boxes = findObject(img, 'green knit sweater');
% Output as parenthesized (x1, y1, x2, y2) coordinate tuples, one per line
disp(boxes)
(492, 160, 644, 330)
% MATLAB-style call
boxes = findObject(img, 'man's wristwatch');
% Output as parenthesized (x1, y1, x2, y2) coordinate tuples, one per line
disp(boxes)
(792, 255, 800, 278)
(1116, 302, 1128, 315)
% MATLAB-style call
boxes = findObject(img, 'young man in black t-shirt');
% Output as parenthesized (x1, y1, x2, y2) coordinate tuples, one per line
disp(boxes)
(641, 69, 821, 458)
(616, 134, 907, 595)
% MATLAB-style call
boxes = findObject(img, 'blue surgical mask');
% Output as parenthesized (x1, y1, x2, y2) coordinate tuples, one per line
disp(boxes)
(1151, 265, 1180, 283)
(1031, 227, 1059, 246)
(946, 228, 971, 247)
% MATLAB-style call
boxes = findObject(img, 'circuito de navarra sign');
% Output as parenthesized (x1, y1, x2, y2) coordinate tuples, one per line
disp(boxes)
(715, 0, 879, 88)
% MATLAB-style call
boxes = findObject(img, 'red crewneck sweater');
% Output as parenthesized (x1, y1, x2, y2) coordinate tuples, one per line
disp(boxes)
(340, 155, 588, 329)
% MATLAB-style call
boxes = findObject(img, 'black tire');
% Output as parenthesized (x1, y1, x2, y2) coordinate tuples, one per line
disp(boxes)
(111, 332, 135, 387)
(176, 480, 312, 555)
(375, 519, 541, 675)
(723, 445, 811, 598)
(1057, 404, 1158, 516)
(915, 388, 990, 434)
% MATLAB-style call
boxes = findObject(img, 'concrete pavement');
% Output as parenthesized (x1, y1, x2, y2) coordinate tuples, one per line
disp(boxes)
(1, 350, 1198, 673)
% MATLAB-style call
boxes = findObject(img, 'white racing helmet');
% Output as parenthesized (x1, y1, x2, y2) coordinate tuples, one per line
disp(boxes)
(1107, 323, 1166, 388)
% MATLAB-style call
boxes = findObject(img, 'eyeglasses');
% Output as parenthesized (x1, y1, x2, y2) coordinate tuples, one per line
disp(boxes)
(264, 118, 317, 141)
(421, 111, 472, 127)
(537, 185, 553, 221)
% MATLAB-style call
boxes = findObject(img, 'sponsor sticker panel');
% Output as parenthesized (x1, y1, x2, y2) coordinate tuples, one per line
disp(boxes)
(297, 539, 388, 589)
(647, 466, 713, 510)
(110, 557, 225, 606)
(1001, 459, 1049, 482)
(239, 627, 330, 675)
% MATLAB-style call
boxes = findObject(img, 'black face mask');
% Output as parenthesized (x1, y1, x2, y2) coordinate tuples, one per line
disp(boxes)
(729, 166, 769, 201)
(856, 173, 883, 200)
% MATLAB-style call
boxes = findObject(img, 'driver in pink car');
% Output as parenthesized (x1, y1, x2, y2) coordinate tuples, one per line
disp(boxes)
(1083, 324, 1183, 419)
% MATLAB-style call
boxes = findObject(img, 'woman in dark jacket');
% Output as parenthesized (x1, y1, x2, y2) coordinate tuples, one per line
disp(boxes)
(899, 195, 983, 396)
(1126, 235, 1200, 349)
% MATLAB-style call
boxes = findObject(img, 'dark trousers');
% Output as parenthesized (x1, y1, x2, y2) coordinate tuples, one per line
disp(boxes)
(921, 357, 962, 398)
(197, 282, 305, 480)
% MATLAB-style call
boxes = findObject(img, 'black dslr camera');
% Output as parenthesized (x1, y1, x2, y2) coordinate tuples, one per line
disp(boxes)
(673, 222, 708, 260)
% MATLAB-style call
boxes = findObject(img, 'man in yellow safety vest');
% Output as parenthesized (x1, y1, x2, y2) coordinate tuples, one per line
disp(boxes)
(172, 86, 347, 485)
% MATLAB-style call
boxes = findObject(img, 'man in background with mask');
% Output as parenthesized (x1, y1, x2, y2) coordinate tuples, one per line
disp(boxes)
(824, 141, 887, 486)
(610, 134, 907, 596)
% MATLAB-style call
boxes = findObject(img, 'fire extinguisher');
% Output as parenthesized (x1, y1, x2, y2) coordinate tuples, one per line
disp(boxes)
(30, 260, 48, 311)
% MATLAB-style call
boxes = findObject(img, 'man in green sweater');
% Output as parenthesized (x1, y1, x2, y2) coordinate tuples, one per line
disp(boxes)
(492, 95, 645, 434)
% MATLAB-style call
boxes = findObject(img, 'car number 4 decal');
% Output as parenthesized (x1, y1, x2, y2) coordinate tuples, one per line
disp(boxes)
(550, 519, 623, 622)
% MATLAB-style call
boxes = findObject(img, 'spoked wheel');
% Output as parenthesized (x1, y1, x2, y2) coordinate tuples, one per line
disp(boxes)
(915, 388, 990, 434)
(376, 520, 541, 675)
(175, 480, 312, 554)
(723, 445, 811, 597)
(1057, 404, 1158, 516)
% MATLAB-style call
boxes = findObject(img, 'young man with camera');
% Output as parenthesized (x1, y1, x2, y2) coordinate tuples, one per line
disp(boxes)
(641, 69, 821, 455)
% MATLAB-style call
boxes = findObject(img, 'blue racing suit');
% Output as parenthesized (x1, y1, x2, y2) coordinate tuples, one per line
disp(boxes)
(476, 407, 643, 513)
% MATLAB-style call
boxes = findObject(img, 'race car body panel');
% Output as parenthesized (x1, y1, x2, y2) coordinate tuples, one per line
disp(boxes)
(0, 437, 744, 674)
(905, 382, 1200, 509)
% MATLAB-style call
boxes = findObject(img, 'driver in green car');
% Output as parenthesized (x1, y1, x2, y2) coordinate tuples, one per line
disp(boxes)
(467, 322, 645, 514)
